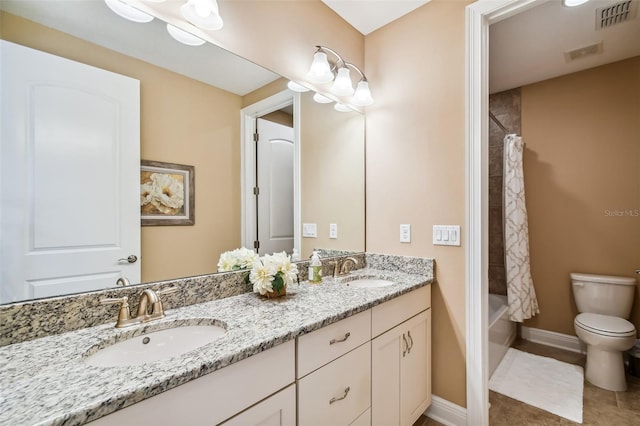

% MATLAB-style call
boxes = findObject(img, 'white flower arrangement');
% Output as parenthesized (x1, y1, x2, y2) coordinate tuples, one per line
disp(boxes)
(217, 247, 259, 272)
(249, 252, 299, 297)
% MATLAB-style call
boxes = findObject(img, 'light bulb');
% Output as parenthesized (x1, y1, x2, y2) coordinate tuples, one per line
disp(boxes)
(104, 0, 153, 23)
(287, 81, 310, 92)
(166, 24, 205, 46)
(352, 81, 374, 106)
(562, 0, 589, 6)
(181, 0, 223, 30)
(313, 93, 333, 104)
(330, 67, 354, 97)
(334, 103, 352, 112)
(306, 52, 334, 84)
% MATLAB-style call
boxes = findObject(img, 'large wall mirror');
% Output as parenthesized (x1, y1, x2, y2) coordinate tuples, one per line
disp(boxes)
(0, 0, 365, 304)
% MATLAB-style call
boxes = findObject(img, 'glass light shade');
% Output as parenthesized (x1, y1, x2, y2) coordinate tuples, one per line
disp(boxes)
(334, 103, 352, 112)
(287, 81, 310, 92)
(330, 67, 354, 97)
(352, 81, 374, 106)
(104, 0, 153, 23)
(306, 52, 334, 84)
(181, 0, 224, 30)
(313, 93, 333, 104)
(166, 24, 205, 46)
(563, 0, 589, 6)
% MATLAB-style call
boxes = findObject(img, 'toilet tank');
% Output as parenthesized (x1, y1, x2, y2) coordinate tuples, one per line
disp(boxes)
(571, 272, 637, 318)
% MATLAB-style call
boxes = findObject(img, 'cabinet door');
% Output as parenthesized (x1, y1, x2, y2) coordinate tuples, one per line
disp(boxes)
(371, 310, 431, 426)
(400, 310, 431, 426)
(371, 323, 402, 426)
(221, 384, 296, 426)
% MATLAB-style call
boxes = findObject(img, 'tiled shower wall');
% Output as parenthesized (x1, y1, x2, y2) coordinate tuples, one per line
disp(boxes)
(488, 88, 521, 296)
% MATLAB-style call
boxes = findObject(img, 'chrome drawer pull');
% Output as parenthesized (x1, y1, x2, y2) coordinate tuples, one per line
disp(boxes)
(329, 386, 351, 404)
(407, 330, 414, 354)
(329, 332, 351, 345)
(402, 333, 408, 357)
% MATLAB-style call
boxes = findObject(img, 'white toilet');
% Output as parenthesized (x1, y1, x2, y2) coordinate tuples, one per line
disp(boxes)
(571, 272, 637, 391)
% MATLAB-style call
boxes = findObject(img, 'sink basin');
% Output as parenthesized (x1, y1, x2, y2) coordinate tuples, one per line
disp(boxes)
(86, 325, 227, 367)
(345, 278, 395, 289)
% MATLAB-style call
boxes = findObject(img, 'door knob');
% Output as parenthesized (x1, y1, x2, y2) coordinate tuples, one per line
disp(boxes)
(118, 255, 138, 264)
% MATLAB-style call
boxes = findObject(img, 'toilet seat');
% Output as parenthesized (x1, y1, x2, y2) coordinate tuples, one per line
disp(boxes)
(575, 313, 636, 337)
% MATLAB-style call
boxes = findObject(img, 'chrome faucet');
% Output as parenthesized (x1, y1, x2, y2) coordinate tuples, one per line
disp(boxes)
(100, 287, 178, 328)
(333, 257, 359, 278)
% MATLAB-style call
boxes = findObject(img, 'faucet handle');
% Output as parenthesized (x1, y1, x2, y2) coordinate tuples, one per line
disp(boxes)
(153, 287, 178, 318)
(157, 286, 178, 296)
(100, 296, 134, 328)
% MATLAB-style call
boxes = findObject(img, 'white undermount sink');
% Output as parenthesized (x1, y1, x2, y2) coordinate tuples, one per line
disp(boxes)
(345, 278, 396, 289)
(85, 324, 227, 367)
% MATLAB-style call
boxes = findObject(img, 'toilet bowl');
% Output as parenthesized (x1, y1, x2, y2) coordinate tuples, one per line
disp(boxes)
(571, 272, 637, 391)
(574, 313, 636, 391)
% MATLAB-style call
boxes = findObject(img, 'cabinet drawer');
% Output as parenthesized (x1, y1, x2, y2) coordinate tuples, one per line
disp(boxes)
(298, 342, 371, 426)
(297, 309, 370, 378)
(372, 285, 430, 338)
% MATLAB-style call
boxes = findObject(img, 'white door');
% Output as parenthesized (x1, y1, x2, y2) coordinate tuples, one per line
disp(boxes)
(0, 41, 141, 303)
(256, 118, 294, 255)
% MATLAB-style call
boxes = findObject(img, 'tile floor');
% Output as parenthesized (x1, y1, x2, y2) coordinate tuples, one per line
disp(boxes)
(415, 338, 640, 425)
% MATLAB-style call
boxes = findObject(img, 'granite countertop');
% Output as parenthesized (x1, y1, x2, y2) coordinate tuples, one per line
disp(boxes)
(0, 267, 432, 426)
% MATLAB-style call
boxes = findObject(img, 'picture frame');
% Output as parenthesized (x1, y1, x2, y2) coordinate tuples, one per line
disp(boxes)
(140, 160, 195, 226)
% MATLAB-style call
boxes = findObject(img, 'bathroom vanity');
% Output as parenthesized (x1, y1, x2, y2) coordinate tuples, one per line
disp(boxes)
(0, 254, 433, 426)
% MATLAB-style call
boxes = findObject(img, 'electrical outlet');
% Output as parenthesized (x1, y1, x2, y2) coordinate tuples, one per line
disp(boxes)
(400, 224, 411, 243)
(329, 223, 338, 239)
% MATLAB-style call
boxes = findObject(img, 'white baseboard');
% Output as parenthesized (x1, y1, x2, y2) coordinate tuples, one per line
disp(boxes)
(521, 326, 585, 354)
(425, 395, 467, 426)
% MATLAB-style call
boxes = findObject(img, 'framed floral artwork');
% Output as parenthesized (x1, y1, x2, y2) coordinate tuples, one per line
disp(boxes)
(140, 160, 195, 226)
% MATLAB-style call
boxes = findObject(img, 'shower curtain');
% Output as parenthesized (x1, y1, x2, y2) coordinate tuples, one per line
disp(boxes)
(503, 134, 539, 322)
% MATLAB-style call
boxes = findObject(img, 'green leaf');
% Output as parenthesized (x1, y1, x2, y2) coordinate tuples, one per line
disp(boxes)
(272, 273, 284, 292)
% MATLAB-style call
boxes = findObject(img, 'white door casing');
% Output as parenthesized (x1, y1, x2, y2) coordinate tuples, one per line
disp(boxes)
(256, 118, 294, 255)
(0, 41, 141, 303)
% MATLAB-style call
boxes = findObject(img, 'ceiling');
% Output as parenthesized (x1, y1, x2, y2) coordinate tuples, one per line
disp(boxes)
(4, 1, 638, 96)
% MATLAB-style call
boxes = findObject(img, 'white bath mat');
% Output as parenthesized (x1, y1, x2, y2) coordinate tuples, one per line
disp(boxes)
(489, 348, 584, 423)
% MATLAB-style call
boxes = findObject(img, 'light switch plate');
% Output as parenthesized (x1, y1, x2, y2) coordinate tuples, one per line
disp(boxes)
(400, 224, 411, 243)
(302, 223, 317, 238)
(433, 225, 461, 246)
(329, 223, 338, 239)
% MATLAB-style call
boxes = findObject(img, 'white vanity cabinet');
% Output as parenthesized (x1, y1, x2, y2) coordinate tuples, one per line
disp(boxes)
(371, 286, 432, 426)
(88, 340, 295, 426)
(296, 310, 372, 426)
(221, 384, 296, 426)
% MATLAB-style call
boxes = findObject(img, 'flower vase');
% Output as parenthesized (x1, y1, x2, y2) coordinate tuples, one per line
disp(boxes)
(263, 285, 287, 299)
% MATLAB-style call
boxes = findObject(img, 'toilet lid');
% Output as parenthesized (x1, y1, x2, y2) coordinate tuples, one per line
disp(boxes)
(575, 313, 636, 336)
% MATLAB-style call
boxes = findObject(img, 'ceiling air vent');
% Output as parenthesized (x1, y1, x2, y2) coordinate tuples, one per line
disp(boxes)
(596, 0, 637, 30)
(564, 41, 603, 61)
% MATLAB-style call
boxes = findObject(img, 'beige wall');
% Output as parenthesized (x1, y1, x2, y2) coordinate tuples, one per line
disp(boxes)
(522, 57, 640, 335)
(300, 93, 366, 258)
(1, 12, 243, 283)
(364, 0, 473, 407)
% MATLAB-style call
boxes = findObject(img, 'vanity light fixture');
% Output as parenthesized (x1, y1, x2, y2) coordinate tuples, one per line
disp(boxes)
(304, 46, 374, 107)
(563, 0, 590, 6)
(166, 24, 205, 46)
(181, 0, 224, 31)
(104, 0, 154, 23)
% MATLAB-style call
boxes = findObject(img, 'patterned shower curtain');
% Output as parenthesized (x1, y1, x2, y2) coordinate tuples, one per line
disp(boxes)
(503, 134, 539, 322)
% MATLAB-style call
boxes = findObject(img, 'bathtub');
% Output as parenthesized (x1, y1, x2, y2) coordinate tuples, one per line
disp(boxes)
(489, 294, 517, 378)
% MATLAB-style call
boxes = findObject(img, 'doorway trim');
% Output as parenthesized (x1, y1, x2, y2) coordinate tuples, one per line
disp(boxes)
(465, 0, 543, 424)
(240, 90, 301, 254)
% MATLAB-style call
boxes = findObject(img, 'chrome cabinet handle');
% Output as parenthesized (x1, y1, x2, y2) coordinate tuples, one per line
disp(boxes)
(118, 255, 138, 264)
(329, 332, 351, 345)
(402, 333, 408, 357)
(407, 331, 414, 354)
(329, 387, 350, 404)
